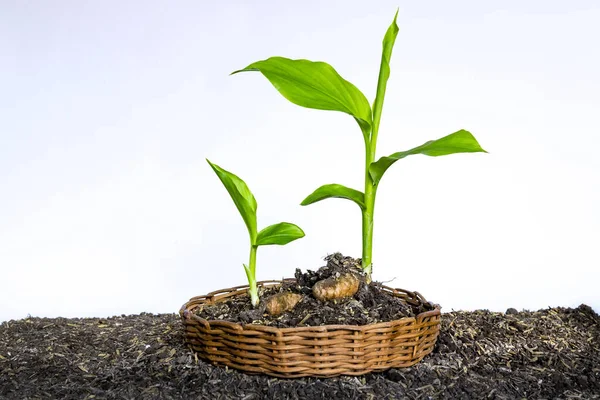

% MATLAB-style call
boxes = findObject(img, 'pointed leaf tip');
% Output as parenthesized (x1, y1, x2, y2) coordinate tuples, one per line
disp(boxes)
(256, 222, 305, 246)
(369, 129, 487, 185)
(232, 57, 372, 133)
(372, 9, 401, 134)
(208, 160, 258, 242)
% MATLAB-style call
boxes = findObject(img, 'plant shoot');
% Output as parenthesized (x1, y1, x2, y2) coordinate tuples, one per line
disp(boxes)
(207, 159, 305, 306)
(232, 11, 486, 280)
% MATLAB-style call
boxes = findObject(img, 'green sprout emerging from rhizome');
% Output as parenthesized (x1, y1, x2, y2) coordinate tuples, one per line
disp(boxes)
(232, 11, 487, 281)
(207, 160, 305, 306)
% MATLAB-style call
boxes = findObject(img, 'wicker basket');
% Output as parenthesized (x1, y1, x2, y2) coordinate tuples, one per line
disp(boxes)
(180, 279, 441, 378)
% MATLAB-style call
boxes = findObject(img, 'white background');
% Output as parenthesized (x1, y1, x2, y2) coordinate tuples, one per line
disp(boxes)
(1, 0, 599, 322)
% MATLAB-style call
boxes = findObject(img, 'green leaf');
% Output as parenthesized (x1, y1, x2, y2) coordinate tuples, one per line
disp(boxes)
(372, 10, 399, 136)
(369, 129, 487, 185)
(256, 222, 305, 246)
(206, 159, 258, 243)
(243, 263, 253, 284)
(232, 57, 372, 134)
(300, 184, 366, 210)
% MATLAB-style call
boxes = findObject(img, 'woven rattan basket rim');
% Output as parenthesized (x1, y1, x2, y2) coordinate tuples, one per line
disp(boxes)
(180, 279, 441, 333)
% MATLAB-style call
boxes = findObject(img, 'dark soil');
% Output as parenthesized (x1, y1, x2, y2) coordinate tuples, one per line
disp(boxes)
(196, 253, 431, 327)
(1, 305, 599, 399)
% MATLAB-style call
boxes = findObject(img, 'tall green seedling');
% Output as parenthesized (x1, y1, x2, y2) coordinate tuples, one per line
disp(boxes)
(207, 159, 305, 306)
(232, 11, 486, 280)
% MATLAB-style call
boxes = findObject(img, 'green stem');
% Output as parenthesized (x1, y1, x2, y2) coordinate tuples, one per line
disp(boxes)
(362, 136, 378, 281)
(361, 188, 374, 277)
(248, 245, 259, 307)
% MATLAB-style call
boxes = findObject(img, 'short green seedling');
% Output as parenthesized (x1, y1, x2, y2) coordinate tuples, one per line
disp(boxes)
(207, 159, 305, 306)
(233, 11, 486, 281)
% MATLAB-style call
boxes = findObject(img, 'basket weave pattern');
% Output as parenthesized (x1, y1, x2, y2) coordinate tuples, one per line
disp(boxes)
(180, 279, 441, 378)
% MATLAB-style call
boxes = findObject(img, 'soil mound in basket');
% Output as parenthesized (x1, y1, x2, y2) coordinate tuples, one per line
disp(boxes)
(194, 253, 434, 327)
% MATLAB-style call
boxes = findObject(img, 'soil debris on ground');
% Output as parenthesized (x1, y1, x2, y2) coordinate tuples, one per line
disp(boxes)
(1, 304, 599, 399)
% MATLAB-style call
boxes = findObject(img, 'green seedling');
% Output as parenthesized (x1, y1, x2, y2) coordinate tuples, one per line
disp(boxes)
(207, 159, 305, 306)
(232, 11, 486, 280)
